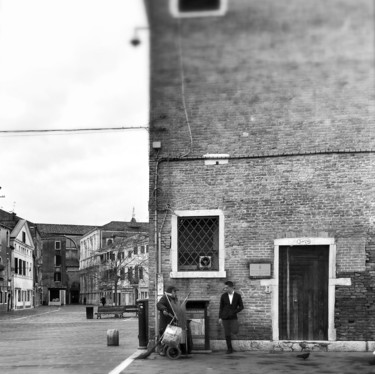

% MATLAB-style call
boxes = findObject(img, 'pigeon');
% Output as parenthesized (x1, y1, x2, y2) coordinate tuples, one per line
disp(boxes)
(297, 352, 310, 360)
(299, 342, 307, 351)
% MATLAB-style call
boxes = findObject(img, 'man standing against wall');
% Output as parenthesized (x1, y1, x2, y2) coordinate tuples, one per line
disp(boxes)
(218, 281, 244, 354)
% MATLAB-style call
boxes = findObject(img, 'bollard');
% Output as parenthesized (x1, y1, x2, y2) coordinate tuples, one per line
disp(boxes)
(86, 306, 94, 319)
(107, 329, 119, 346)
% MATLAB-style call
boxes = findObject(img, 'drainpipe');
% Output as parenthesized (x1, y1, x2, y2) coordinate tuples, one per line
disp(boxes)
(153, 156, 173, 343)
(154, 159, 161, 341)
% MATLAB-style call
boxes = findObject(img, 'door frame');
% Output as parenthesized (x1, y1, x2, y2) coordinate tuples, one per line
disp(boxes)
(261, 237, 351, 341)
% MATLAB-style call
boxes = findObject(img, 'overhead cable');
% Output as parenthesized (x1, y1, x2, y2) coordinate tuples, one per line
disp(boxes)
(0, 126, 148, 136)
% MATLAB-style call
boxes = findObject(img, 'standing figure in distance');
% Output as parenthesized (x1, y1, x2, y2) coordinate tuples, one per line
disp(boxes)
(218, 280, 244, 354)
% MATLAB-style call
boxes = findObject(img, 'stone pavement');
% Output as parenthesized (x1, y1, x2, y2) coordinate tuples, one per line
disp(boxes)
(128, 350, 375, 374)
(1, 306, 375, 374)
(0, 305, 139, 374)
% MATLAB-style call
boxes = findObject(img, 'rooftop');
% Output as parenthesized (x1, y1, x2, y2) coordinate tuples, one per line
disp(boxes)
(36, 223, 96, 237)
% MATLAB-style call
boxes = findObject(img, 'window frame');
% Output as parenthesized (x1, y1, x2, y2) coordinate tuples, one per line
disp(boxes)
(170, 209, 226, 278)
(169, 0, 228, 18)
(54, 272, 61, 282)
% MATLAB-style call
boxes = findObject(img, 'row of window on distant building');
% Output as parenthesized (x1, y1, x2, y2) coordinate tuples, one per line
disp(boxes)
(15, 289, 32, 302)
(100, 245, 149, 262)
(14, 244, 32, 257)
(14, 257, 32, 277)
(103, 265, 144, 282)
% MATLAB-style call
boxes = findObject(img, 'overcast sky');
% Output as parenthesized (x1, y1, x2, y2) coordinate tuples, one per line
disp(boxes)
(0, 0, 149, 226)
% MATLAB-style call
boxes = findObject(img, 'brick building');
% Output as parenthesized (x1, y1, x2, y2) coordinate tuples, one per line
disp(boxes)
(37, 224, 95, 306)
(145, 0, 375, 350)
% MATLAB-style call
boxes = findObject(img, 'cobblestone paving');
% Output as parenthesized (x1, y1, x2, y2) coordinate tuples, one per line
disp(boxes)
(0, 305, 139, 374)
(128, 351, 375, 374)
(1, 306, 375, 374)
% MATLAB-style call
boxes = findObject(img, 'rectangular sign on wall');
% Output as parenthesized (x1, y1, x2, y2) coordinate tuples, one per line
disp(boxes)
(249, 263, 272, 278)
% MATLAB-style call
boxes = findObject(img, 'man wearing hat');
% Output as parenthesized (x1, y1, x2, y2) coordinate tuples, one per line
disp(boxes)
(157, 285, 179, 337)
(218, 281, 244, 354)
(157, 285, 189, 356)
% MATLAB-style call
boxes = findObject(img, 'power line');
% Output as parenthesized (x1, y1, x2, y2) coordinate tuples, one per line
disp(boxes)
(0, 126, 149, 136)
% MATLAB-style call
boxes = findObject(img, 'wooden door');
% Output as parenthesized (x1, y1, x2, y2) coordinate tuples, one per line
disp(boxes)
(279, 245, 328, 340)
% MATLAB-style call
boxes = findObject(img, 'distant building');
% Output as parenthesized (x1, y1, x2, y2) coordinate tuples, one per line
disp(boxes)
(36, 224, 95, 306)
(11, 220, 35, 309)
(109, 233, 149, 304)
(0, 209, 42, 310)
(80, 219, 149, 305)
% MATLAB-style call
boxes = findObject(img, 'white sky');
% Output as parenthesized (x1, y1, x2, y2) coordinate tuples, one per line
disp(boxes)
(0, 0, 149, 226)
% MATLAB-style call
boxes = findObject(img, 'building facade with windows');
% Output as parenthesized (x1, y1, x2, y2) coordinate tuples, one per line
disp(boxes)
(146, 0, 375, 350)
(0, 210, 43, 311)
(80, 220, 149, 305)
(37, 224, 95, 306)
(11, 219, 35, 309)
(92, 233, 149, 306)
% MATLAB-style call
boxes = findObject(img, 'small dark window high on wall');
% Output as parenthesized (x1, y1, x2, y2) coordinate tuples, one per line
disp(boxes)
(179, 0, 220, 12)
(170, 0, 227, 18)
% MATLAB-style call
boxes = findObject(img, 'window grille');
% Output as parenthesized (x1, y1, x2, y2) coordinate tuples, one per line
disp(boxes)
(177, 216, 219, 271)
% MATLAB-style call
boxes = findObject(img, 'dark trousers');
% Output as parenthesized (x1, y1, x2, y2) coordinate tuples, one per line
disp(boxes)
(222, 319, 239, 351)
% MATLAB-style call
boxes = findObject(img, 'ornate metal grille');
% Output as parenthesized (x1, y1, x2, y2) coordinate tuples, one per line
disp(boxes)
(177, 216, 219, 271)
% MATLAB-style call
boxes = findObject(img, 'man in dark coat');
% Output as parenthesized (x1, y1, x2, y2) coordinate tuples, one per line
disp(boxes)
(157, 286, 178, 336)
(218, 280, 244, 354)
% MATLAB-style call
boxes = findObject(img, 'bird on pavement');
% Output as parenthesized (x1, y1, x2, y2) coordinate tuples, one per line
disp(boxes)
(297, 352, 310, 360)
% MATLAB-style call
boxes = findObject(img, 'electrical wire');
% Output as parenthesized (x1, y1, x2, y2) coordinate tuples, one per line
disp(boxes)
(176, 19, 193, 157)
(0, 126, 149, 137)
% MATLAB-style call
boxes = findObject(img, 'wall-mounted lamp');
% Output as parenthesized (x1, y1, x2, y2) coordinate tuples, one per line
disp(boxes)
(130, 26, 149, 47)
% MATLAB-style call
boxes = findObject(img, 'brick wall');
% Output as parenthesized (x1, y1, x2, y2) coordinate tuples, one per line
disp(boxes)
(149, 0, 374, 157)
(335, 239, 375, 340)
(147, 0, 375, 341)
(151, 155, 374, 340)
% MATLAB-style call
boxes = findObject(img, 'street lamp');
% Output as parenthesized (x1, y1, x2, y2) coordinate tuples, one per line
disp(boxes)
(130, 26, 149, 47)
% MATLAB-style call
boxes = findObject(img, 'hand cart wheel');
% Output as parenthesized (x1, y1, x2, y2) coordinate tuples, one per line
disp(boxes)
(166, 346, 182, 360)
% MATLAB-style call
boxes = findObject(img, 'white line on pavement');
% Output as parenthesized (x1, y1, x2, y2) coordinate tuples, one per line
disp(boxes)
(108, 351, 142, 374)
